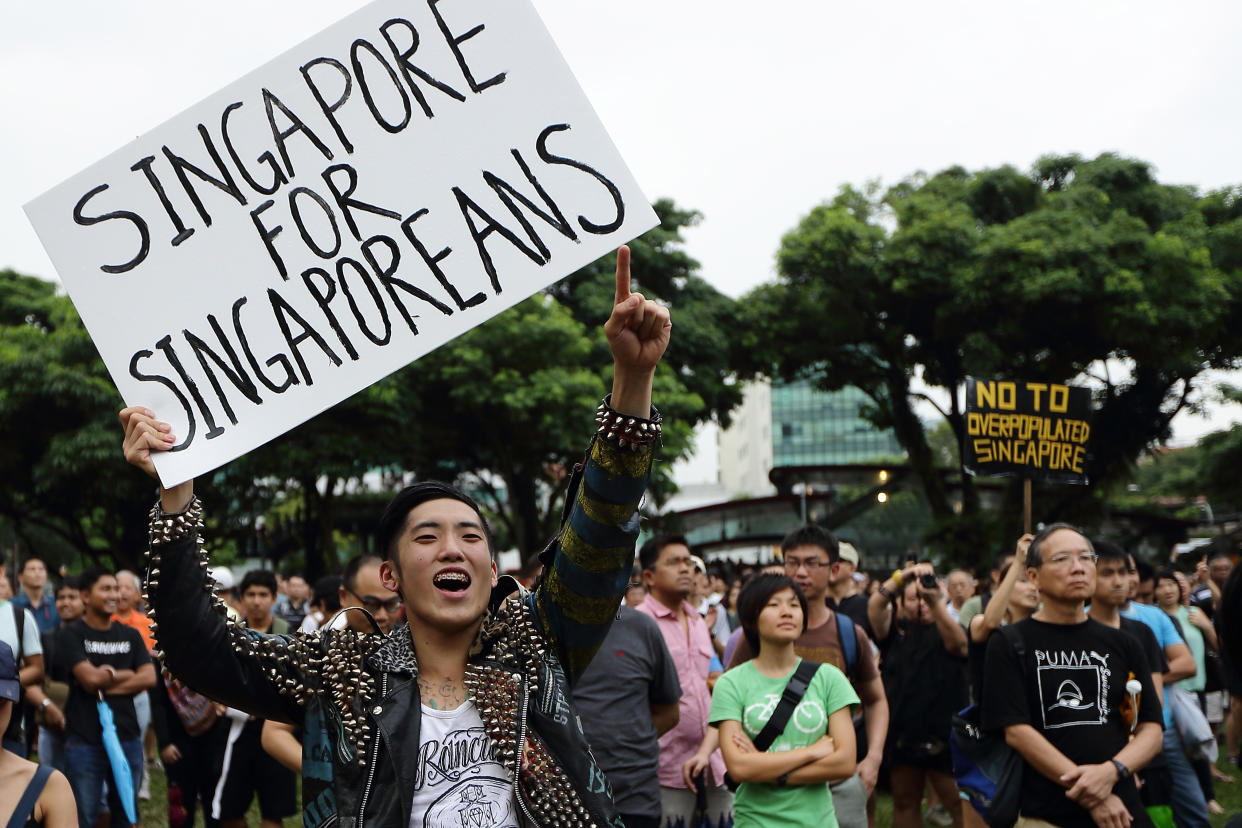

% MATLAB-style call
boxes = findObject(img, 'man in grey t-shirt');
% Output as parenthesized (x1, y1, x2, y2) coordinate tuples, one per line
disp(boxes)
(573, 605, 682, 828)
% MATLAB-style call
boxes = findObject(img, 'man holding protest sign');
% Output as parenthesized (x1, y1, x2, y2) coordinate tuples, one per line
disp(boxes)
(121, 246, 670, 827)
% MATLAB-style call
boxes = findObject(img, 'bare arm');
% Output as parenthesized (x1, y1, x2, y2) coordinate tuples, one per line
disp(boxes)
(1062, 721, 1162, 808)
(1005, 723, 1078, 785)
(261, 720, 303, 773)
(19, 653, 43, 691)
(855, 674, 888, 793)
(928, 590, 968, 657)
(973, 534, 1033, 643)
(783, 707, 858, 785)
(718, 719, 834, 783)
(71, 660, 122, 694)
(650, 702, 679, 737)
(681, 726, 720, 791)
(1187, 608, 1219, 652)
(36, 769, 79, 828)
(1163, 642, 1195, 684)
(110, 662, 156, 696)
(867, 579, 897, 641)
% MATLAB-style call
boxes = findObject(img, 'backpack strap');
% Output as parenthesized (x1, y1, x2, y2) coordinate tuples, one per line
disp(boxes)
(752, 660, 821, 752)
(6, 765, 52, 828)
(12, 603, 24, 663)
(835, 612, 858, 681)
(998, 623, 1027, 679)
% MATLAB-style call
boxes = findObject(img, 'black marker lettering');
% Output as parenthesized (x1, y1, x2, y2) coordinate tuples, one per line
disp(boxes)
(322, 163, 401, 241)
(336, 256, 392, 346)
(250, 200, 288, 279)
(162, 128, 247, 230)
(262, 88, 334, 180)
(221, 101, 288, 196)
(300, 266, 359, 360)
(379, 17, 466, 117)
(428, 0, 505, 93)
(131, 156, 194, 246)
(351, 38, 412, 134)
(184, 315, 263, 425)
(289, 186, 342, 259)
(398, 211, 484, 310)
(536, 124, 625, 234)
(155, 335, 224, 440)
(268, 289, 342, 385)
(129, 348, 197, 451)
(73, 184, 151, 274)
(484, 147, 578, 259)
(232, 297, 297, 393)
(362, 232, 453, 334)
(300, 57, 355, 153)
(453, 186, 545, 294)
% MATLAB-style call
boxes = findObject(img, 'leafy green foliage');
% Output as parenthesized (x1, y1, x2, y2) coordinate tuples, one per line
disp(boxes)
(739, 154, 1242, 560)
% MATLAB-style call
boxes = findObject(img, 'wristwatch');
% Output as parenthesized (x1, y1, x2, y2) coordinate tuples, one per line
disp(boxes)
(40, 698, 51, 709)
(1110, 758, 1131, 781)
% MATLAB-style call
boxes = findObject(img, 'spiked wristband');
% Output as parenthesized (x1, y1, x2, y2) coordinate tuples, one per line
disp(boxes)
(594, 394, 662, 450)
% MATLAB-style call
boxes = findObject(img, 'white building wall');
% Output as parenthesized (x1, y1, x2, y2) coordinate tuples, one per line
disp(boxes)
(717, 381, 776, 497)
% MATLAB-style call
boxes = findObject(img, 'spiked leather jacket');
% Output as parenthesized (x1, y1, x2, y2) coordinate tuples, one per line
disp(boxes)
(143, 434, 653, 828)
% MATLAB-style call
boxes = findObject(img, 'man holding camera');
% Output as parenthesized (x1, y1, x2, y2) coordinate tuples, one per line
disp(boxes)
(869, 562, 969, 828)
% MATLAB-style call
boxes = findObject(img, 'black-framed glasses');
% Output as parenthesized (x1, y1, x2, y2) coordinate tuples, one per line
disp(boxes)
(350, 594, 401, 613)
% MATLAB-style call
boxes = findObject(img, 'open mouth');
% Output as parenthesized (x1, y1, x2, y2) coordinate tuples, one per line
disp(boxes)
(433, 569, 472, 593)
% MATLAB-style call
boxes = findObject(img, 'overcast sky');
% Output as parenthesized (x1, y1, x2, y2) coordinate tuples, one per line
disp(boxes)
(4, 0, 1241, 483)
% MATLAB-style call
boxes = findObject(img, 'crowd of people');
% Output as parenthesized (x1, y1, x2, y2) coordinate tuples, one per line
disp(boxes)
(0, 250, 1239, 828)
(1, 512, 1240, 828)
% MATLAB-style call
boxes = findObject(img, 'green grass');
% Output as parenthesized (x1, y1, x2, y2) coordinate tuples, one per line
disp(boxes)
(1211, 754, 1241, 828)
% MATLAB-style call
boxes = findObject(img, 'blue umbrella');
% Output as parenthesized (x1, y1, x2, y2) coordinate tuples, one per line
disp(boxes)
(97, 692, 138, 825)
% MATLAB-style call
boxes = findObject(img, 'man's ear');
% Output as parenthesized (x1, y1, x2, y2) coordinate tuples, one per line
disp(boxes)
(379, 559, 402, 595)
(830, 562, 843, 580)
(490, 561, 499, 588)
(641, 568, 655, 588)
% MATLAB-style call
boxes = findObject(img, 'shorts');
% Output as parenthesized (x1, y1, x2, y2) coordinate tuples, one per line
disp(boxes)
(213, 718, 297, 820)
(888, 736, 955, 775)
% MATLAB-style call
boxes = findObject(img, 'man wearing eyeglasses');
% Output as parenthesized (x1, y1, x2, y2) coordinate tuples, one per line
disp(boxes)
(336, 554, 400, 635)
(983, 524, 1163, 828)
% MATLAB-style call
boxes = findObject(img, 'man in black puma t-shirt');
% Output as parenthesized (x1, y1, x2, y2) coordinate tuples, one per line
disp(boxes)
(983, 524, 1163, 828)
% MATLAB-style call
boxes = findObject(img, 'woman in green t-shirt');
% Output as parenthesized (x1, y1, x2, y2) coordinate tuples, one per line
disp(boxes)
(709, 574, 859, 828)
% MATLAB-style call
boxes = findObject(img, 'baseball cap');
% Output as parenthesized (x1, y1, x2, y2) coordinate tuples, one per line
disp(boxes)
(0, 641, 20, 703)
(838, 542, 860, 566)
(208, 566, 235, 592)
(690, 555, 707, 575)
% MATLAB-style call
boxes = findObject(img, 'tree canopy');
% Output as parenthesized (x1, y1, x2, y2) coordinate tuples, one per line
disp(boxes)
(738, 154, 1242, 557)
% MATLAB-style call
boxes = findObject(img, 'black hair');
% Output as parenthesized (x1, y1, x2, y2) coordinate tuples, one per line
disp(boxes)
(343, 554, 384, 595)
(639, 535, 691, 572)
(779, 524, 839, 563)
(1027, 523, 1092, 568)
(239, 569, 277, 596)
(1093, 540, 1128, 567)
(55, 576, 82, 597)
(78, 566, 113, 593)
(1154, 566, 1181, 589)
(312, 575, 343, 612)
(376, 481, 495, 561)
(19, 557, 44, 572)
(1134, 558, 1155, 583)
(737, 574, 809, 655)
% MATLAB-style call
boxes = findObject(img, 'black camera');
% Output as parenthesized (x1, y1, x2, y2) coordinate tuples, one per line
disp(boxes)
(919, 573, 937, 589)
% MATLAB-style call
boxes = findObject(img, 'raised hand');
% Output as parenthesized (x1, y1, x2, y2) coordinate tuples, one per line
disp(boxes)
(603, 246, 671, 418)
(119, 406, 194, 511)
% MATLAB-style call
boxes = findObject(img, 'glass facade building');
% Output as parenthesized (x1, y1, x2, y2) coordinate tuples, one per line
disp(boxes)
(771, 381, 902, 467)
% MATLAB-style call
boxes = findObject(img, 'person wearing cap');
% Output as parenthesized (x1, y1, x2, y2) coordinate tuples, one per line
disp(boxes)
(827, 542, 873, 640)
(0, 640, 77, 827)
(120, 248, 669, 828)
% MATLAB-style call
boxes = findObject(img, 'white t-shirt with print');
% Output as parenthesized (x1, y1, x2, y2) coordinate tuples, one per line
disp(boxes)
(0, 601, 43, 662)
(409, 701, 519, 828)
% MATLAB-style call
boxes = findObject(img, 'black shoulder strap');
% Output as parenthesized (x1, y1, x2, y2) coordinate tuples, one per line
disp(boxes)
(6, 764, 51, 828)
(998, 623, 1027, 679)
(753, 660, 821, 752)
(11, 603, 24, 663)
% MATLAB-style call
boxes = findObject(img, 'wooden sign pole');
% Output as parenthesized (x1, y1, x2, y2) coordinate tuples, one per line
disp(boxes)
(1023, 478, 1033, 535)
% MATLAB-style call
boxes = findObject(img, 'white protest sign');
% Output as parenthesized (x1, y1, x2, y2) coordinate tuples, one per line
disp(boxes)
(25, 0, 656, 488)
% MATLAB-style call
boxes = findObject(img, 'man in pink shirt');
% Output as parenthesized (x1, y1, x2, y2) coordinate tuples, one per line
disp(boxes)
(636, 535, 733, 828)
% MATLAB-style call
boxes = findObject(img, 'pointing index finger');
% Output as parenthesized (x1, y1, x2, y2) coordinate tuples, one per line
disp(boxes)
(614, 245, 631, 305)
